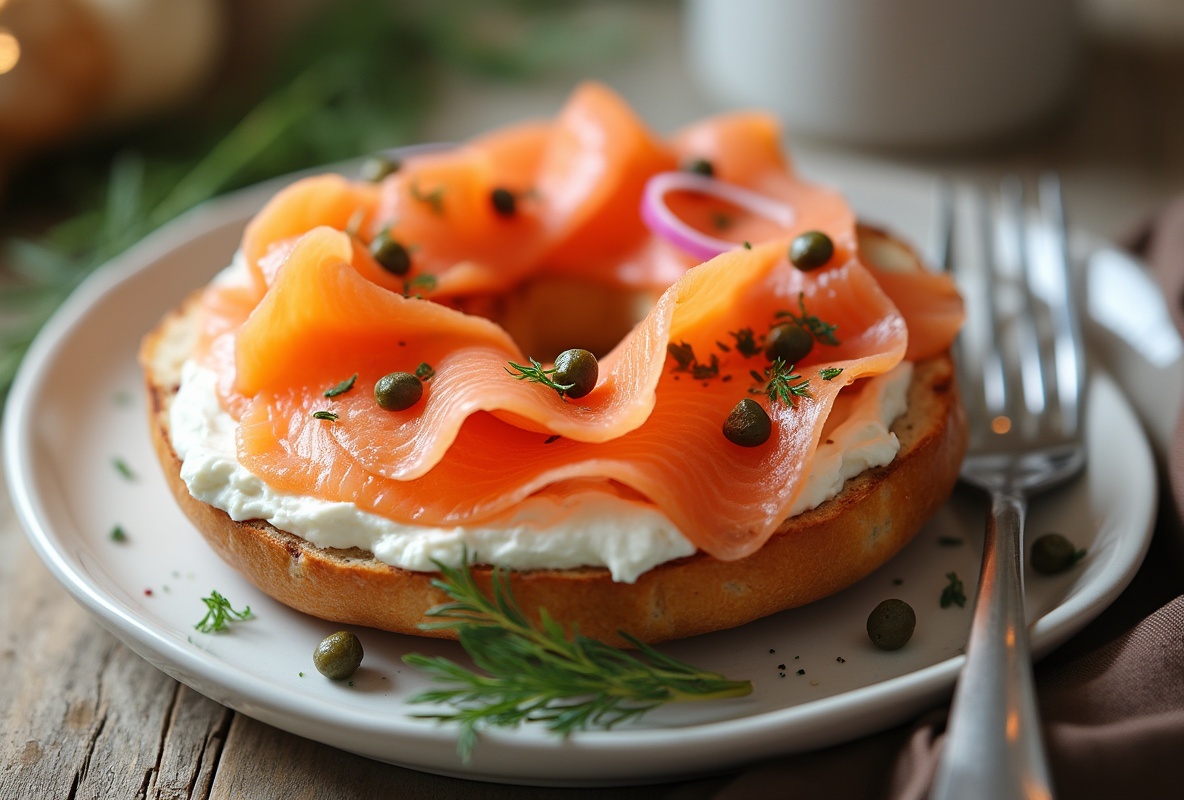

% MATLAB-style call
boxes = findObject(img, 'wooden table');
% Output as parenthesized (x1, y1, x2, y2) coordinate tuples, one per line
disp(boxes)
(3, 4, 1183, 797)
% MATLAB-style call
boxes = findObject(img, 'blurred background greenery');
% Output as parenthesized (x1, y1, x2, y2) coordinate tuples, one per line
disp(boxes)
(0, 0, 642, 389)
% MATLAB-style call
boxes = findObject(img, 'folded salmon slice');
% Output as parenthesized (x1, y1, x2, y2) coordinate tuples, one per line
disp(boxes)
(232, 229, 906, 560)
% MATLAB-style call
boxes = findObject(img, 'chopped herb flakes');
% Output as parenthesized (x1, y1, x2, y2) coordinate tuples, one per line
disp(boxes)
(820, 367, 843, 381)
(313, 410, 339, 422)
(324, 374, 358, 397)
(415, 362, 436, 381)
(113, 457, 135, 480)
(410, 180, 445, 215)
(194, 590, 252, 633)
(667, 341, 696, 371)
(110, 526, 127, 543)
(691, 354, 720, 380)
(403, 274, 437, 297)
(543, 434, 561, 445)
(710, 211, 733, 230)
(940, 571, 967, 608)
(729, 328, 761, 358)
(937, 536, 964, 547)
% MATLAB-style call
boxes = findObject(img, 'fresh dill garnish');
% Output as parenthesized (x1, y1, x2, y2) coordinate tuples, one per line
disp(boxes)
(743, 241, 752, 250)
(112, 457, 135, 480)
(776, 293, 840, 346)
(415, 362, 436, 381)
(729, 327, 762, 358)
(820, 367, 844, 381)
(403, 556, 752, 762)
(410, 180, 446, 215)
(691, 353, 720, 380)
(749, 358, 812, 406)
(313, 410, 339, 421)
(667, 341, 696, 371)
(110, 525, 128, 543)
(323, 373, 357, 397)
(940, 571, 967, 608)
(194, 590, 252, 633)
(506, 357, 575, 398)
(403, 273, 438, 298)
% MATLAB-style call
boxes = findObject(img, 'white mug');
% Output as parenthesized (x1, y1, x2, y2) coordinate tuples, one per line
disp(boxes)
(686, 0, 1080, 148)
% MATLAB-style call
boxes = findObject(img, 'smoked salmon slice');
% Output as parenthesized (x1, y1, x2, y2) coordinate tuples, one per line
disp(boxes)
(187, 82, 960, 564)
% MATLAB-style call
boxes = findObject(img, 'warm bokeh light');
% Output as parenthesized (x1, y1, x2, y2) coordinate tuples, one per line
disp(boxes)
(0, 29, 19, 75)
(991, 415, 1012, 434)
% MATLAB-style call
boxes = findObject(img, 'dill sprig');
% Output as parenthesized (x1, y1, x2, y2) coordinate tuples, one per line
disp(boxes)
(776, 292, 840, 346)
(505, 357, 574, 398)
(403, 558, 753, 762)
(750, 358, 812, 406)
(820, 367, 844, 381)
(194, 590, 252, 633)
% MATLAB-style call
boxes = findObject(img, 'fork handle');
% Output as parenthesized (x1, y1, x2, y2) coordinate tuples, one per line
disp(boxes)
(930, 489, 1055, 800)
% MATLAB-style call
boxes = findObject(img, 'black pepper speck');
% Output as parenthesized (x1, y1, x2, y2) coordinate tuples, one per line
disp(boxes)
(796, 669, 805, 676)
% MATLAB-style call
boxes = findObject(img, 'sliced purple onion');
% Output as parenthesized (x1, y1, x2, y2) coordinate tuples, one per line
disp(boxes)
(640, 171, 795, 262)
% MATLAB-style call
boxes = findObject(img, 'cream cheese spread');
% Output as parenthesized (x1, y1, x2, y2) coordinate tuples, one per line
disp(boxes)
(169, 357, 912, 584)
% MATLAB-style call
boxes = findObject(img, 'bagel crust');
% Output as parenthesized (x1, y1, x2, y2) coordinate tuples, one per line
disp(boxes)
(142, 293, 967, 645)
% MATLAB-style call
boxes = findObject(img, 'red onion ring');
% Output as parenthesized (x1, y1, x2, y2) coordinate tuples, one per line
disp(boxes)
(640, 171, 795, 262)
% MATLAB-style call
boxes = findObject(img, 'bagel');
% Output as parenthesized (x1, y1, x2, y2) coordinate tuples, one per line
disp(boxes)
(141, 224, 966, 646)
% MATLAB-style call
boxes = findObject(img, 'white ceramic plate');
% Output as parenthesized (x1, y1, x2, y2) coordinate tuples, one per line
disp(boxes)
(3, 168, 1158, 786)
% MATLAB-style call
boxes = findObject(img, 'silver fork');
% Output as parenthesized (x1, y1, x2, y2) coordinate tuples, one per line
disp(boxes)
(930, 174, 1086, 800)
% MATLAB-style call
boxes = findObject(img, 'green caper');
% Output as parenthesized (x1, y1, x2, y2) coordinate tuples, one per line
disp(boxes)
(490, 187, 517, 217)
(553, 348, 598, 398)
(374, 372, 423, 411)
(369, 231, 412, 276)
(763, 323, 814, 364)
(313, 631, 364, 680)
(683, 158, 714, 177)
(723, 398, 772, 447)
(789, 231, 835, 271)
(866, 598, 916, 650)
(1030, 533, 1085, 575)
(359, 155, 401, 183)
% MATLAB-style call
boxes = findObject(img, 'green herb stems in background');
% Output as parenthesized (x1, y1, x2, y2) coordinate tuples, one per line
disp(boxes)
(0, 0, 627, 391)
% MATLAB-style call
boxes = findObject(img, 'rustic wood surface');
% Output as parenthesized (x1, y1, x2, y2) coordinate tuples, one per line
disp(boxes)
(3, 3, 1183, 798)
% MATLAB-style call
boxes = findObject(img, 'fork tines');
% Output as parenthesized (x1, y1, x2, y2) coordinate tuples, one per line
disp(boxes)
(943, 174, 1085, 446)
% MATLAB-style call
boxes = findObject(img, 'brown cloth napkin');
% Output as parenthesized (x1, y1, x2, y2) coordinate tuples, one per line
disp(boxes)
(698, 206, 1184, 800)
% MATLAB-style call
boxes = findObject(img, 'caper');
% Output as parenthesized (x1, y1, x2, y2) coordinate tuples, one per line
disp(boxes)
(553, 348, 598, 398)
(313, 631, 364, 680)
(683, 158, 714, 177)
(374, 372, 423, 410)
(723, 398, 772, 447)
(490, 187, 517, 217)
(1030, 533, 1085, 575)
(370, 231, 412, 276)
(763, 323, 814, 364)
(359, 155, 401, 183)
(789, 231, 835, 271)
(866, 598, 916, 650)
